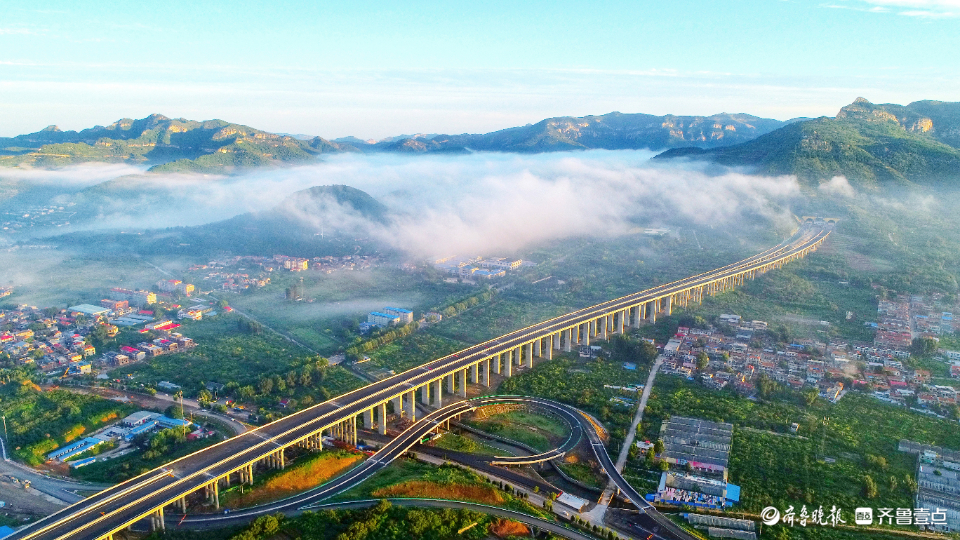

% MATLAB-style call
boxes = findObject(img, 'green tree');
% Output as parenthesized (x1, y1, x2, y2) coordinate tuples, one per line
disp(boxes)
(863, 475, 878, 499)
(696, 352, 709, 371)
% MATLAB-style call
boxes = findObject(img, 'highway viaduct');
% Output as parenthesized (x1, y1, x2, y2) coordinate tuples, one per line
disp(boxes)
(8, 222, 832, 540)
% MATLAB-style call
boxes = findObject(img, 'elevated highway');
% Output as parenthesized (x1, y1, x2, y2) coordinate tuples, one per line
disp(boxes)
(8, 223, 832, 540)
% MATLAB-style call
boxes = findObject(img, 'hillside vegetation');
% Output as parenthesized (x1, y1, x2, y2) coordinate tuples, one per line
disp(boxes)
(656, 98, 960, 186)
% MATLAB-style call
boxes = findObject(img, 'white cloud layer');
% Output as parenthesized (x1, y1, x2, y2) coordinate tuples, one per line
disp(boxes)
(3, 151, 804, 258)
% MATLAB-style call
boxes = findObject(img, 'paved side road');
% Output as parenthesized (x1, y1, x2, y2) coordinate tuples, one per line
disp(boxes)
(180, 498, 598, 540)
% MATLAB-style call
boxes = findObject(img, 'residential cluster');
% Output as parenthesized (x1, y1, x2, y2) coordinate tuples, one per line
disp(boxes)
(0, 203, 77, 233)
(657, 316, 846, 403)
(0, 285, 12, 298)
(0, 288, 202, 378)
(431, 255, 525, 280)
(1, 304, 98, 374)
(654, 311, 960, 415)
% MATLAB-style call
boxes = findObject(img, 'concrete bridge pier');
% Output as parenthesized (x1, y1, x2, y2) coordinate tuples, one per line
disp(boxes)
(406, 391, 417, 421)
(422, 384, 430, 405)
(647, 300, 657, 323)
(563, 329, 572, 352)
(150, 508, 165, 531)
(601, 315, 609, 340)
(553, 331, 561, 351)
(505, 351, 513, 377)
(392, 395, 403, 419)
(447, 373, 455, 394)
(432, 379, 443, 408)
(378, 402, 387, 435)
(480, 358, 490, 386)
(525, 343, 533, 368)
(545, 335, 553, 360)
(366, 406, 375, 428)
(665, 295, 673, 316)
(458, 369, 467, 397)
(493, 353, 502, 375)
(470, 362, 479, 383)
(582, 323, 590, 346)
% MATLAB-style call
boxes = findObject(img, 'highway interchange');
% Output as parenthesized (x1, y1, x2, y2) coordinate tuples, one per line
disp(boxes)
(8, 222, 832, 540)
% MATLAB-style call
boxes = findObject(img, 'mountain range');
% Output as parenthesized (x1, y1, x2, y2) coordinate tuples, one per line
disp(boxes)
(0, 114, 351, 172)
(3, 99, 960, 185)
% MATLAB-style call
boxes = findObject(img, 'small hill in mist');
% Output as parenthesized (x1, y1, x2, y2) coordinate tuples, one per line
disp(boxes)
(352, 112, 790, 153)
(49, 185, 391, 258)
(655, 98, 960, 187)
(0, 114, 352, 172)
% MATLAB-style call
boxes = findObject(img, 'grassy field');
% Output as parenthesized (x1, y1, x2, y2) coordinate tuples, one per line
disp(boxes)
(466, 409, 569, 452)
(430, 433, 504, 457)
(221, 450, 363, 508)
(557, 459, 605, 489)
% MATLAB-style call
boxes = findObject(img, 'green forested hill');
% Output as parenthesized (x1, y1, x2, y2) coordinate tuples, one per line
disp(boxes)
(0, 114, 353, 172)
(655, 98, 960, 187)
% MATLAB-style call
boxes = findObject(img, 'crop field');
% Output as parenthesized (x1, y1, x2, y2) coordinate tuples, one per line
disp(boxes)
(222, 450, 364, 508)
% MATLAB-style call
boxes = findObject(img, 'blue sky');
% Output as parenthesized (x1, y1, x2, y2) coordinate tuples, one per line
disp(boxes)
(1, 0, 958, 139)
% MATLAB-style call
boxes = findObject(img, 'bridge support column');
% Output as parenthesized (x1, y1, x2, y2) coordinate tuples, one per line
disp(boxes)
(665, 295, 673, 316)
(379, 402, 387, 435)
(212, 480, 220, 509)
(647, 300, 656, 323)
(433, 379, 443, 407)
(602, 315, 609, 340)
(514, 346, 522, 366)
(470, 362, 479, 383)
(493, 353, 501, 375)
(422, 383, 430, 405)
(633, 305, 642, 328)
(582, 323, 590, 346)
(563, 329, 571, 352)
(406, 391, 416, 421)
(553, 332, 561, 350)
(366, 407, 375, 427)
(392, 395, 403, 419)
(545, 336, 553, 359)
(177, 496, 187, 513)
(458, 369, 467, 397)
(505, 352, 513, 377)
(533, 339, 541, 357)
(525, 343, 533, 368)
(482, 358, 490, 387)
(447, 373, 455, 393)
